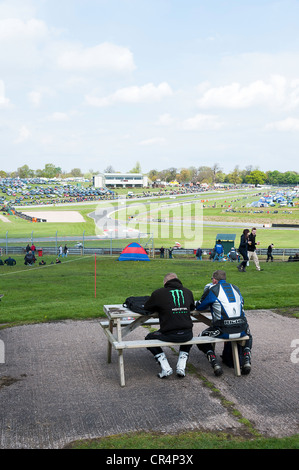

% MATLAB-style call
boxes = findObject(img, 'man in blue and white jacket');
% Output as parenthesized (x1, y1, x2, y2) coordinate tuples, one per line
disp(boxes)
(195, 270, 252, 376)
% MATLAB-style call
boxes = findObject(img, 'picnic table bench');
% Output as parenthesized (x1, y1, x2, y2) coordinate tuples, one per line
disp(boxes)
(100, 304, 249, 387)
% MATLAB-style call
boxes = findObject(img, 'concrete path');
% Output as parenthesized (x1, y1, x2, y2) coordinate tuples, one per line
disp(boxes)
(0, 310, 298, 449)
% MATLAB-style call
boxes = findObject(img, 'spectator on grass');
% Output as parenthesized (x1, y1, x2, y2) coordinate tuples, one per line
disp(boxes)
(195, 269, 252, 376)
(5, 256, 16, 266)
(288, 253, 299, 262)
(266, 244, 274, 262)
(56, 258, 61, 264)
(144, 272, 195, 378)
(196, 247, 203, 260)
(24, 250, 35, 266)
(0, 258, 4, 266)
(228, 247, 238, 262)
(237, 229, 249, 272)
(248, 228, 261, 271)
(213, 240, 224, 261)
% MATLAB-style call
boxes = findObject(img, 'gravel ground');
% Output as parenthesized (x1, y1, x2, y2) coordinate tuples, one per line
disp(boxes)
(0, 309, 298, 449)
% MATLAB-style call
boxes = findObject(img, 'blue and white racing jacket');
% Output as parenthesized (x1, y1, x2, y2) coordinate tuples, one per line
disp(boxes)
(196, 280, 248, 339)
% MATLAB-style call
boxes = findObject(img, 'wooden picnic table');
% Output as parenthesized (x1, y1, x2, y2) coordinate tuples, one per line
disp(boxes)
(100, 304, 248, 386)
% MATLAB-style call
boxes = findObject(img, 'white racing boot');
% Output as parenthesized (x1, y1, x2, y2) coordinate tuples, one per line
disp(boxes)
(155, 352, 173, 378)
(176, 351, 189, 377)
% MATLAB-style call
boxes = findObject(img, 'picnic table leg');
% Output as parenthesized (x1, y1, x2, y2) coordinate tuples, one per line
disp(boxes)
(107, 320, 113, 363)
(118, 349, 125, 387)
(231, 341, 241, 376)
(115, 318, 126, 386)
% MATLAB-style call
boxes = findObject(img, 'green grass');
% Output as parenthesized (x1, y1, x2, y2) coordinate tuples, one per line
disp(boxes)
(1, 255, 298, 450)
(0, 256, 298, 326)
(66, 430, 299, 449)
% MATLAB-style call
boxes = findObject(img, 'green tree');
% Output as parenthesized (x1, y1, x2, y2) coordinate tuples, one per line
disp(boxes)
(17, 164, 34, 178)
(129, 161, 142, 173)
(245, 170, 267, 186)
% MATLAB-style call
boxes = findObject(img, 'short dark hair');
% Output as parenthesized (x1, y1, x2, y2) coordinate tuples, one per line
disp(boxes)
(212, 270, 226, 281)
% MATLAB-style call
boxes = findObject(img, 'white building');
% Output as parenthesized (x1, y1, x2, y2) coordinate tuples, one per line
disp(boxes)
(93, 173, 148, 188)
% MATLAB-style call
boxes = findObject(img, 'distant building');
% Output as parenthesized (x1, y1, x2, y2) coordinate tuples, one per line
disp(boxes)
(93, 173, 148, 188)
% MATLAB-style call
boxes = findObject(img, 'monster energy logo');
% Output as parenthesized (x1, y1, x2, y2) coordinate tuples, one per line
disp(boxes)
(170, 289, 185, 307)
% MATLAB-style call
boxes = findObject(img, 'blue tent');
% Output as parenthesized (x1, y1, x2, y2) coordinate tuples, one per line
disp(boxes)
(118, 242, 150, 261)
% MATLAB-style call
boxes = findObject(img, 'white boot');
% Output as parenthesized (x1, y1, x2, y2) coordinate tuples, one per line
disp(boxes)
(176, 351, 189, 377)
(155, 352, 173, 378)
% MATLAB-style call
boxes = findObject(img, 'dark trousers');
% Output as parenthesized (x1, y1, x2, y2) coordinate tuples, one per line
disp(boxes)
(238, 249, 248, 269)
(145, 329, 193, 356)
(197, 326, 253, 355)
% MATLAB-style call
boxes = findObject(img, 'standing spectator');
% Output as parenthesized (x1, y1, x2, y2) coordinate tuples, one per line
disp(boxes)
(58, 245, 63, 257)
(26, 243, 31, 253)
(63, 244, 68, 257)
(196, 247, 203, 260)
(247, 228, 261, 271)
(266, 244, 274, 262)
(213, 240, 224, 261)
(159, 246, 165, 258)
(30, 243, 36, 255)
(238, 229, 249, 272)
(168, 247, 173, 259)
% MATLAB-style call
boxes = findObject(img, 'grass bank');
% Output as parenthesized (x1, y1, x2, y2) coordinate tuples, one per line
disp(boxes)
(0, 256, 298, 326)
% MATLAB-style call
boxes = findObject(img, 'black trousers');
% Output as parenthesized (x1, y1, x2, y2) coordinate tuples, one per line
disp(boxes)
(197, 326, 253, 355)
(238, 249, 248, 269)
(145, 329, 193, 356)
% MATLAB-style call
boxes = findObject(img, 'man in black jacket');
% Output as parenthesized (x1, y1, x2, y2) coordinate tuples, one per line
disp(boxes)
(144, 273, 195, 378)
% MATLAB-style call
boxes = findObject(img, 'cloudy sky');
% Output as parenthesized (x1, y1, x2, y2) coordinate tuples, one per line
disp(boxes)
(1, 0, 299, 175)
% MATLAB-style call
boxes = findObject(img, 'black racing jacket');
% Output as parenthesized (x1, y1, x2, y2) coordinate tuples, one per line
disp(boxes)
(144, 278, 195, 334)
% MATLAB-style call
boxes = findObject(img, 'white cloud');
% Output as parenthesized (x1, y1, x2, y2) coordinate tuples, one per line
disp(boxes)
(181, 114, 224, 131)
(138, 137, 166, 146)
(15, 125, 31, 143)
(57, 42, 136, 72)
(46, 112, 69, 122)
(85, 82, 173, 107)
(197, 75, 287, 109)
(265, 118, 299, 131)
(0, 80, 10, 107)
(0, 18, 48, 41)
(28, 88, 56, 108)
(156, 113, 175, 126)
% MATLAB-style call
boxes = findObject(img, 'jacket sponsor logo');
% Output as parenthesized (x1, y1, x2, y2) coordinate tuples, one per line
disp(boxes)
(170, 289, 185, 307)
(224, 318, 244, 326)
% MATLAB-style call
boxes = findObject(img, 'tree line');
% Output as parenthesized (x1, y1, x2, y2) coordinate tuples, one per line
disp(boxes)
(0, 163, 298, 186)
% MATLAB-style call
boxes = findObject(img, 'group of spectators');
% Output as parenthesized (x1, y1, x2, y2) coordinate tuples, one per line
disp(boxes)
(0, 242, 68, 266)
(195, 228, 277, 269)
(142, 270, 252, 379)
